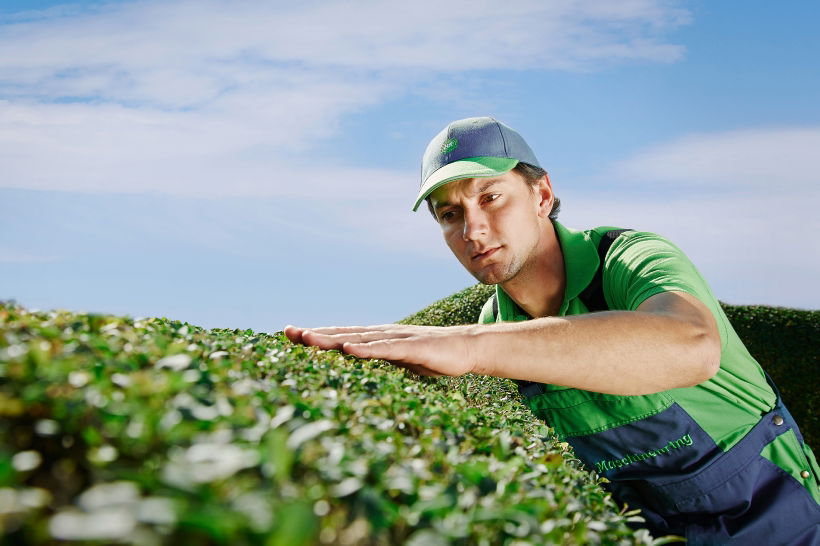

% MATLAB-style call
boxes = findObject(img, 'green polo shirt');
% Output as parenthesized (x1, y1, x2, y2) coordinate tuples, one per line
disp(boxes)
(478, 222, 820, 501)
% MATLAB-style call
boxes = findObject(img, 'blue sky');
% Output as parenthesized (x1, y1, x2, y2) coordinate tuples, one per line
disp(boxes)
(2, 0, 819, 332)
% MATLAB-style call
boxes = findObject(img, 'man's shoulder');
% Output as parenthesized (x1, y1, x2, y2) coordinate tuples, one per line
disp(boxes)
(604, 229, 686, 259)
(586, 226, 670, 247)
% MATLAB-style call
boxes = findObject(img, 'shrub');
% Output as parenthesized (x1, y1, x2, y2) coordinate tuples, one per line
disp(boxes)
(0, 301, 650, 545)
(719, 304, 819, 448)
(400, 284, 494, 328)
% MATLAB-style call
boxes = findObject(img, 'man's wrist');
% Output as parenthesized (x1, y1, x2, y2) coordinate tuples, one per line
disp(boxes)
(462, 323, 495, 377)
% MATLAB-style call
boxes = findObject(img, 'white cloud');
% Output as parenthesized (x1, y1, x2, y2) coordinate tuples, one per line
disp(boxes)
(0, 94, 398, 198)
(612, 127, 820, 190)
(1, 1, 687, 86)
(559, 187, 819, 309)
(557, 127, 820, 309)
(0, 0, 689, 197)
(0, 249, 59, 264)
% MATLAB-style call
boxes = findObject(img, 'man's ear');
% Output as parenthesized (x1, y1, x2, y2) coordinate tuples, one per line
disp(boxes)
(535, 173, 554, 219)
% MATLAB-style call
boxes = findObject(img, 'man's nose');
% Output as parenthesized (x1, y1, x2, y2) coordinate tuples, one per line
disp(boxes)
(463, 207, 488, 241)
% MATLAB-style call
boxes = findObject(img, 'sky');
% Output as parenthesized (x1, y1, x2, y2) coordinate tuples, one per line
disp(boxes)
(1, 0, 819, 333)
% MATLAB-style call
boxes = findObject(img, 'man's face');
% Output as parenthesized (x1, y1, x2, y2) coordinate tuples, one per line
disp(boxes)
(429, 170, 552, 285)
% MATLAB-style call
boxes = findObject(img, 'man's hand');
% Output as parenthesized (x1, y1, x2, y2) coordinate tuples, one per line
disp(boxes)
(283, 324, 478, 377)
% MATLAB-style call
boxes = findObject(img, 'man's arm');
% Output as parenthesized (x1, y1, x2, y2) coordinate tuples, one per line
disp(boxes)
(284, 290, 721, 396)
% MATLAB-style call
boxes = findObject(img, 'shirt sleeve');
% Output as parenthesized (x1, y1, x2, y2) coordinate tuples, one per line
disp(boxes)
(602, 231, 729, 348)
(601, 230, 779, 449)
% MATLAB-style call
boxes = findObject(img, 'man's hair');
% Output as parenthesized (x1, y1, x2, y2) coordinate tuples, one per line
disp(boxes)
(426, 162, 561, 221)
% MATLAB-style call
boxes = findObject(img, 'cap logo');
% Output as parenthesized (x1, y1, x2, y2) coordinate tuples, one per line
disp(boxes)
(440, 138, 458, 155)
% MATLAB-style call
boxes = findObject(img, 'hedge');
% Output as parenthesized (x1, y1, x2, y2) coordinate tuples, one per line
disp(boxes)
(0, 301, 659, 545)
(4, 287, 813, 545)
(720, 304, 819, 449)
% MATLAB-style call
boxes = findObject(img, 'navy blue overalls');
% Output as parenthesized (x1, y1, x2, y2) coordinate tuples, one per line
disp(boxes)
(491, 230, 820, 544)
(519, 374, 820, 543)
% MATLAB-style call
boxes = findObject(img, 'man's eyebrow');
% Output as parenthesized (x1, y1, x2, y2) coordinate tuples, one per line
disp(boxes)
(431, 200, 453, 216)
(474, 179, 500, 195)
(433, 179, 501, 210)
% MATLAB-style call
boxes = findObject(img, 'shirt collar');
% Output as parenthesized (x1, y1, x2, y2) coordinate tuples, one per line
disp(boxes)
(495, 221, 600, 320)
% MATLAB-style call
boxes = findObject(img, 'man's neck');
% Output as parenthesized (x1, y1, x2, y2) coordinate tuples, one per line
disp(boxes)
(500, 222, 565, 318)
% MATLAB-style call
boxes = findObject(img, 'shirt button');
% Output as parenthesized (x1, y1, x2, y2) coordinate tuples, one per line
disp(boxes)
(772, 415, 784, 426)
(801, 470, 811, 479)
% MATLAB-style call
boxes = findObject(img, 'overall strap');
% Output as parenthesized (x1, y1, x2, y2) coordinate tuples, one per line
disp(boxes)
(489, 228, 633, 321)
(578, 229, 633, 312)
(511, 228, 632, 398)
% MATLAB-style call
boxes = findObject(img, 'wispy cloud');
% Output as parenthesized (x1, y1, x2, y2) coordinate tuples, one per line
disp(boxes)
(611, 127, 820, 191)
(0, 249, 59, 264)
(1, 1, 688, 86)
(0, 0, 690, 197)
(559, 187, 819, 309)
(558, 127, 820, 308)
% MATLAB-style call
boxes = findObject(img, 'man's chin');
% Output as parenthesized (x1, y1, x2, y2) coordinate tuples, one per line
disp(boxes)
(470, 266, 512, 286)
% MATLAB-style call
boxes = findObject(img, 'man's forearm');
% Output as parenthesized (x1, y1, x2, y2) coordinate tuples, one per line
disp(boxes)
(285, 292, 721, 395)
(471, 300, 720, 395)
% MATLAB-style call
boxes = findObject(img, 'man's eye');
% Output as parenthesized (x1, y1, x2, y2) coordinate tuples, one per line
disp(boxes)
(438, 208, 463, 223)
(483, 193, 500, 204)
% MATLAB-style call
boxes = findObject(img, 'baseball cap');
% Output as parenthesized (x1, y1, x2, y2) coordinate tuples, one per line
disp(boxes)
(412, 116, 542, 211)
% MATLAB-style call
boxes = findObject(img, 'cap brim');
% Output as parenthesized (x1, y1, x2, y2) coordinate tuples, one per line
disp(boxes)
(412, 157, 519, 211)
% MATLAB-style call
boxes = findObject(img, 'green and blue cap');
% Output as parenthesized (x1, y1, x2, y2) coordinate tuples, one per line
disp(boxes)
(412, 116, 542, 211)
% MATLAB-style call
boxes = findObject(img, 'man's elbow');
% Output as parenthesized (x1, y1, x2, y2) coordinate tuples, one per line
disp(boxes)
(688, 328, 721, 386)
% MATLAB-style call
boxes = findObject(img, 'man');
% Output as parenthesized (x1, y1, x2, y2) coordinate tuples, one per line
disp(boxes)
(285, 117, 820, 543)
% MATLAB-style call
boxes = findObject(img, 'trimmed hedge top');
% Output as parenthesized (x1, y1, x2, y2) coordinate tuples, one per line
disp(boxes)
(400, 284, 495, 328)
(719, 304, 819, 448)
(0, 301, 652, 545)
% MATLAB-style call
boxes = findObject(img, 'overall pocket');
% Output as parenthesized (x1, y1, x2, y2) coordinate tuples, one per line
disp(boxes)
(524, 386, 674, 439)
(648, 406, 820, 544)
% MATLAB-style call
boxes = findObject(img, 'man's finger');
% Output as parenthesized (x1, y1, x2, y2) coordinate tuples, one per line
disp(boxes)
(302, 324, 400, 335)
(304, 329, 414, 347)
(283, 325, 304, 344)
(342, 339, 401, 361)
(299, 330, 401, 350)
(343, 341, 444, 377)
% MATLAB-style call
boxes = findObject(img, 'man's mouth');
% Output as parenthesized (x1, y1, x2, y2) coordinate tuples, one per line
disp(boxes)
(472, 247, 500, 261)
